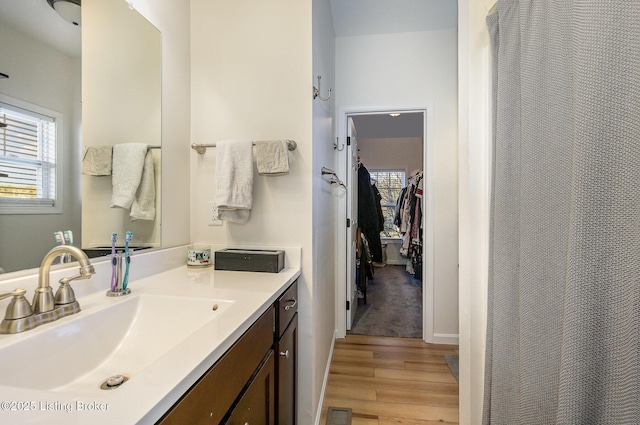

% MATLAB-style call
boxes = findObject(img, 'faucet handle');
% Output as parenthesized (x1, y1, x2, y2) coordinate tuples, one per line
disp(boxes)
(55, 281, 77, 306)
(0, 288, 27, 301)
(0, 289, 33, 320)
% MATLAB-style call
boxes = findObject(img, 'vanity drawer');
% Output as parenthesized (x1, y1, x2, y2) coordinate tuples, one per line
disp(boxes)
(275, 280, 298, 337)
(157, 306, 275, 425)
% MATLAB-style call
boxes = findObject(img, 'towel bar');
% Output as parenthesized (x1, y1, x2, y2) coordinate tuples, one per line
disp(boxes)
(191, 140, 297, 154)
(322, 166, 346, 188)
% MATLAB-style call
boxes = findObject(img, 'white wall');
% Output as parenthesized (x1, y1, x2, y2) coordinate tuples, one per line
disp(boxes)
(189, 0, 312, 252)
(189, 0, 336, 423)
(0, 24, 81, 273)
(336, 29, 459, 337)
(312, 0, 338, 423)
(458, 0, 494, 423)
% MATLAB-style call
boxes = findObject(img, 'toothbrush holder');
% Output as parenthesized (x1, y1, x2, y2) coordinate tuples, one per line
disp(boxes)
(106, 253, 131, 297)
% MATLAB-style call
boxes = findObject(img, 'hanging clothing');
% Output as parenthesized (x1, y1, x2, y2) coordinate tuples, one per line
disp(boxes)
(372, 183, 385, 231)
(394, 170, 423, 278)
(357, 163, 383, 263)
(394, 186, 407, 229)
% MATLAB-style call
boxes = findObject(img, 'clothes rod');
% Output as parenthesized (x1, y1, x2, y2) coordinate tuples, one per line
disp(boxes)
(148, 145, 161, 149)
(191, 140, 297, 155)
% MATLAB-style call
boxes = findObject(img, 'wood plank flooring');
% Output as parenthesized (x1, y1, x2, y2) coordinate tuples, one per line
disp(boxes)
(319, 335, 459, 425)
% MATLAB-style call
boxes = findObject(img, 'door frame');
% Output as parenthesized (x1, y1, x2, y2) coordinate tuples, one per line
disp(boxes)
(346, 117, 359, 330)
(336, 104, 435, 343)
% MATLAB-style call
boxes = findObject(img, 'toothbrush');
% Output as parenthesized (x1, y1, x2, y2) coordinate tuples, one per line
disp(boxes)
(110, 233, 118, 292)
(54, 231, 65, 246)
(63, 230, 73, 246)
(54, 231, 66, 263)
(122, 231, 133, 290)
(63, 230, 74, 263)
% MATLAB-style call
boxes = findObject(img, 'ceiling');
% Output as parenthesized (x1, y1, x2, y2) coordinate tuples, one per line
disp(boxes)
(1, 0, 457, 66)
(0, 0, 81, 58)
(330, 0, 457, 37)
(352, 113, 424, 139)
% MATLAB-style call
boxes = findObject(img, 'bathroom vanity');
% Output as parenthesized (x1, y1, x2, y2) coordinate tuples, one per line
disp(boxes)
(157, 280, 298, 424)
(0, 246, 301, 425)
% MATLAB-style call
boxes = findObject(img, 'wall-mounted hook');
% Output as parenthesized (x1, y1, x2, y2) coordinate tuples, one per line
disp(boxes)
(333, 137, 345, 151)
(313, 75, 332, 101)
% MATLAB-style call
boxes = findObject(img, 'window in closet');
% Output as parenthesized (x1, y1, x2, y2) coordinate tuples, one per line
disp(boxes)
(370, 170, 405, 238)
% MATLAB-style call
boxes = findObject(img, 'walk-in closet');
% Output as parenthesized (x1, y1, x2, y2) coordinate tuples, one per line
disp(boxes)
(348, 112, 425, 339)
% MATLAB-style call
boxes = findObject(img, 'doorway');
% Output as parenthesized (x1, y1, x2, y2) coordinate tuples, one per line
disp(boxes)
(336, 106, 435, 342)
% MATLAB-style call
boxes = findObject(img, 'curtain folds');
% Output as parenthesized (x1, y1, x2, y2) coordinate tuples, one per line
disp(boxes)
(484, 1, 640, 424)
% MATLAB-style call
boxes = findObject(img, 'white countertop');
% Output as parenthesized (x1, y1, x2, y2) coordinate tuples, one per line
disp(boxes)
(0, 252, 300, 425)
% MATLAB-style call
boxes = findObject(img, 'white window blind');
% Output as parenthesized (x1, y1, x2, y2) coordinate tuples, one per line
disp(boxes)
(0, 101, 58, 210)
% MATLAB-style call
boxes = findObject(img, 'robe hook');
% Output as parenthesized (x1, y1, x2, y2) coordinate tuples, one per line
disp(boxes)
(313, 75, 332, 101)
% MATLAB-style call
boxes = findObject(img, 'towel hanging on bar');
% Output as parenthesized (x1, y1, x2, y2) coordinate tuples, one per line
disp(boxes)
(255, 140, 290, 176)
(215, 140, 254, 224)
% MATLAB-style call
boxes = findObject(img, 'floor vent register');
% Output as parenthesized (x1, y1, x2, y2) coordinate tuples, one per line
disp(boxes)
(325, 407, 352, 425)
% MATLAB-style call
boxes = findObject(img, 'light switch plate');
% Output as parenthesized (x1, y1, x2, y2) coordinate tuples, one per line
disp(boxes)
(208, 201, 223, 226)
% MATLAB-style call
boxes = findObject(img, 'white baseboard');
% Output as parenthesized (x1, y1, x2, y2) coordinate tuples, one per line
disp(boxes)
(314, 329, 337, 425)
(433, 333, 459, 345)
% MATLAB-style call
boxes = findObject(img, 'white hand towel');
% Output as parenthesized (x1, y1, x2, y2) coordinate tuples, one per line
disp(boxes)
(215, 140, 254, 224)
(110, 143, 148, 209)
(81, 145, 113, 176)
(130, 149, 156, 221)
(255, 140, 290, 176)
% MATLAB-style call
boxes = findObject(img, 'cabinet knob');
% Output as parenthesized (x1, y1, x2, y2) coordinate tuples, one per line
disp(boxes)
(284, 298, 297, 311)
(279, 350, 290, 359)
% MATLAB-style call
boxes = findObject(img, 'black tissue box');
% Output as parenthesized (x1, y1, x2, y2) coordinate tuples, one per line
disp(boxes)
(214, 249, 285, 273)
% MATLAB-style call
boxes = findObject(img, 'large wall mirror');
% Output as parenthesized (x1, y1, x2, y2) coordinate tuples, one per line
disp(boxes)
(0, 0, 161, 276)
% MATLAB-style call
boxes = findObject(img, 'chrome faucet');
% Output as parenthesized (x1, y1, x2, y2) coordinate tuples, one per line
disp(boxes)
(0, 246, 95, 334)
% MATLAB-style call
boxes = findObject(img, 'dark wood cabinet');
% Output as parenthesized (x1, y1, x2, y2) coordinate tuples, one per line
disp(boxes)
(156, 307, 274, 425)
(224, 351, 275, 425)
(275, 281, 298, 425)
(156, 280, 298, 425)
(276, 314, 297, 425)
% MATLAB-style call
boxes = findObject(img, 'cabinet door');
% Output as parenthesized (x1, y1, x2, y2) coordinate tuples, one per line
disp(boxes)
(225, 351, 275, 425)
(276, 314, 297, 425)
(156, 307, 274, 425)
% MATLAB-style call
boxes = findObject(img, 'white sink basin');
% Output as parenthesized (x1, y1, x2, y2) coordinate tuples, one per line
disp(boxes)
(0, 294, 234, 393)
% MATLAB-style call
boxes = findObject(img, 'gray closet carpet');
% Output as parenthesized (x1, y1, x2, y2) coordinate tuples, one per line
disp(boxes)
(349, 265, 422, 338)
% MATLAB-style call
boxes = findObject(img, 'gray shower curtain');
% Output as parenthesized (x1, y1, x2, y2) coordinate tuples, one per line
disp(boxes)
(484, 1, 639, 424)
